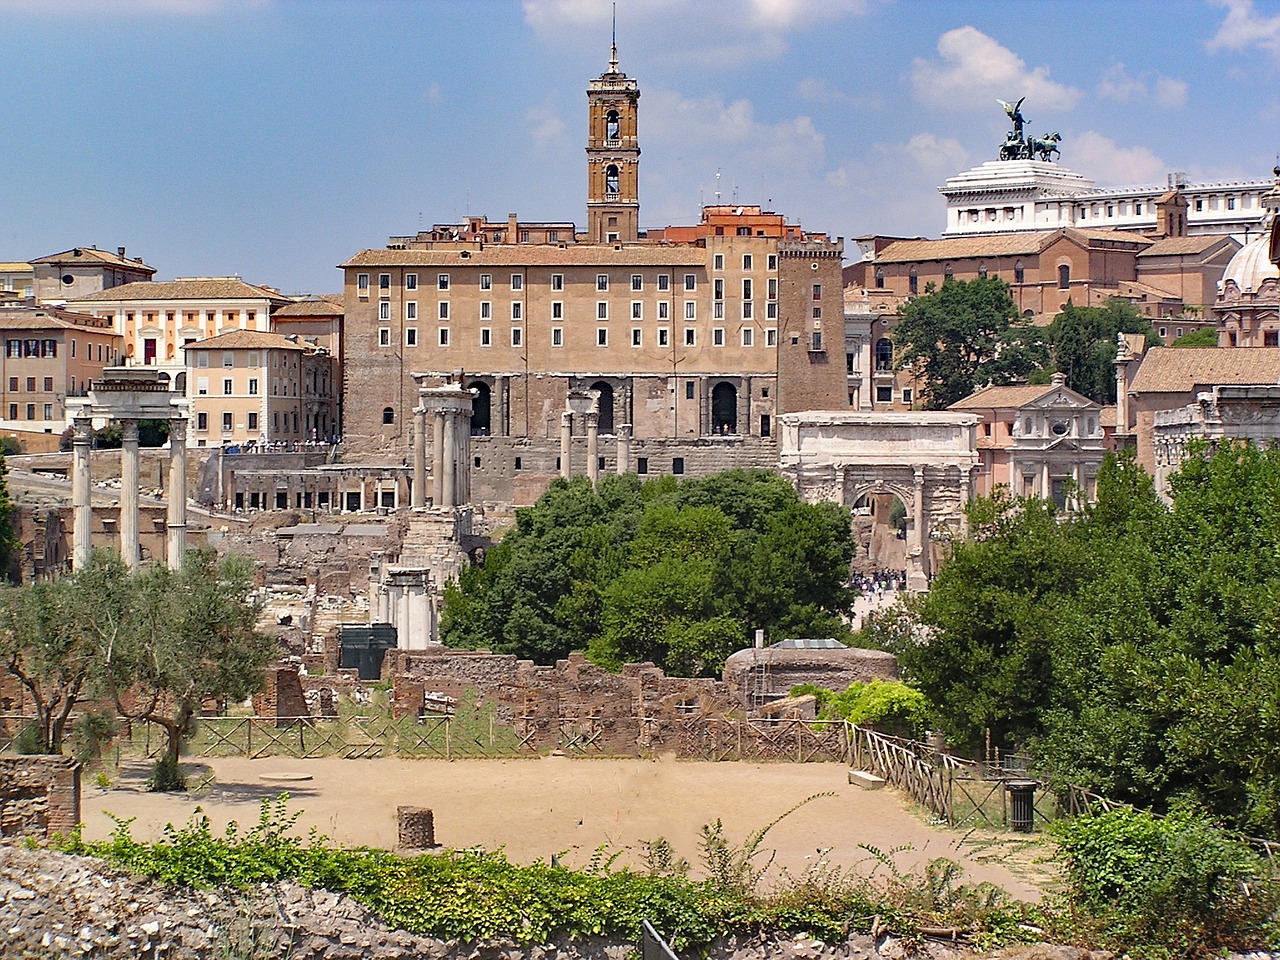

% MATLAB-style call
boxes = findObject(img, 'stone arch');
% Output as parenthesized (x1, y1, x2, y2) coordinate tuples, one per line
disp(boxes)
(711, 381, 737, 435)
(469, 381, 491, 435)
(588, 380, 615, 434)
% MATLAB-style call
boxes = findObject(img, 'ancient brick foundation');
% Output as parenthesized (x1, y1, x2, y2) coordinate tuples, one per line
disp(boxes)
(0, 754, 81, 839)
(253, 666, 310, 725)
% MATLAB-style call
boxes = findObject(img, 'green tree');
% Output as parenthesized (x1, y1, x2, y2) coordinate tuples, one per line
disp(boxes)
(1043, 298, 1157, 403)
(0, 450, 17, 580)
(1171, 328, 1219, 347)
(0, 575, 96, 753)
(93, 550, 276, 790)
(892, 276, 1047, 409)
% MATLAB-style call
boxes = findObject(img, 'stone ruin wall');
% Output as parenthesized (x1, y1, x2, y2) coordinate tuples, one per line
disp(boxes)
(0, 755, 80, 840)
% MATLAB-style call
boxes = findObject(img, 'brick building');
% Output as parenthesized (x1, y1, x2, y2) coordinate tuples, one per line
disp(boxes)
(339, 45, 846, 503)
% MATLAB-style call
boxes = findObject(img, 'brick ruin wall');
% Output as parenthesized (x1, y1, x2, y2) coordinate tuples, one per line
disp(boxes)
(0, 754, 80, 839)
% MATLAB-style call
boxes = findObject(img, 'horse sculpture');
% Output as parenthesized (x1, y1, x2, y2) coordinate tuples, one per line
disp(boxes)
(1027, 132, 1061, 162)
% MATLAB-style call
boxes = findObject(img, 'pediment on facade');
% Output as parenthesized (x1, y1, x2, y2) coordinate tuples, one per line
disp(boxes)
(1022, 388, 1096, 412)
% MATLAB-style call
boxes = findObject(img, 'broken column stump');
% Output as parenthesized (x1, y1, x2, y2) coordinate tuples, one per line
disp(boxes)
(397, 805, 437, 850)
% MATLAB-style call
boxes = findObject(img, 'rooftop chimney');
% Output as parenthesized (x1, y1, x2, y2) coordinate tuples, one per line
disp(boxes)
(117, 246, 126, 259)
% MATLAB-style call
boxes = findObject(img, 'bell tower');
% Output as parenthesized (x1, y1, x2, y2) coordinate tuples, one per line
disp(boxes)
(586, 34, 640, 243)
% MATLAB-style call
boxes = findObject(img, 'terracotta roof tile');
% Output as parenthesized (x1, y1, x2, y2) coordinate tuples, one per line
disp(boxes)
(340, 245, 709, 268)
(1138, 236, 1238, 257)
(29, 247, 156, 273)
(875, 228, 1148, 265)
(0, 306, 117, 332)
(1129, 347, 1280, 393)
(949, 384, 1058, 409)
(186, 330, 307, 351)
(272, 298, 343, 317)
(68, 278, 290, 304)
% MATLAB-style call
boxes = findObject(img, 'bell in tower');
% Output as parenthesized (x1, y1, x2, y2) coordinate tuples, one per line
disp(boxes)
(585, 33, 640, 243)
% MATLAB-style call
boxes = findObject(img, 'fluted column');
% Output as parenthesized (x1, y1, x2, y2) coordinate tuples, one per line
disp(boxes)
(560, 411, 573, 479)
(167, 418, 187, 570)
(431, 410, 444, 506)
(411, 406, 427, 508)
(616, 423, 632, 475)
(441, 411, 457, 508)
(119, 419, 140, 568)
(585, 411, 599, 486)
(72, 416, 93, 570)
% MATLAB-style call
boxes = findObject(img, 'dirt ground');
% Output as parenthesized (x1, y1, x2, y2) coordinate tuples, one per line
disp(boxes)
(83, 755, 1056, 902)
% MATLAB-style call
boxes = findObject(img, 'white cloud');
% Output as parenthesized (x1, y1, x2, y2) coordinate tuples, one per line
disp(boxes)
(796, 77, 884, 110)
(526, 106, 567, 148)
(1068, 131, 1167, 186)
(422, 82, 443, 105)
(522, 0, 874, 66)
(910, 26, 1082, 112)
(1096, 64, 1187, 109)
(1208, 0, 1280, 58)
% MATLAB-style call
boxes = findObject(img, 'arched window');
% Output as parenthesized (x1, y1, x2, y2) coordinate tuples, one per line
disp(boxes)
(977, 262, 987, 279)
(1014, 260, 1025, 283)
(469, 381, 491, 436)
(605, 164, 620, 195)
(908, 267, 918, 295)
(944, 264, 954, 282)
(1058, 264, 1071, 289)
(711, 382, 737, 435)
(589, 380, 614, 435)
(875, 338, 894, 372)
(874, 268, 884, 289)
(382, 406, 395, 425)
(605, 109, 620, 140)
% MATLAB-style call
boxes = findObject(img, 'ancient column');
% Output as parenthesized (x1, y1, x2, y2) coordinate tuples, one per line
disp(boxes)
(1040, 461, 1051, 500)
(119, 419, 140, 569)
(616, 423, 632, 475)
(431, 409, 445, 506)
(908, 464, 929, 591)
(167, 417, 188, 570)
(560, 410, 573, 479)
(72, 416, 93, 570)
(441, 410, 457, 508)
(585, 411, 600, 486)
(411, 406, 427, 509)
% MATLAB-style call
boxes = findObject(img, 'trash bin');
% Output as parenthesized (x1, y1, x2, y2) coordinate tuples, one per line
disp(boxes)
(1006, 780, 1037, 832)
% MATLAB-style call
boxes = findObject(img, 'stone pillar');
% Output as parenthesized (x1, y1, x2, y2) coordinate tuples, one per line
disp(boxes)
(908, 465, 929, 591)
(119, 419, 140, 568)
(616, 423, 632, 474)
(167, 417, 187, 570)
(72, 416, 93, 570)
(411, 406, 427, 509)
(585, 411, 599, 486)
(560, 411, 573, 479)
(441, 411, 457, 508)
(431, 410, 445, 506)
(1040, 461, 1051, 500)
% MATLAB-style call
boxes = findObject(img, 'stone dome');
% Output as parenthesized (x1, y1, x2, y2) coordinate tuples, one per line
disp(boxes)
(1221, 233, 1280, 294)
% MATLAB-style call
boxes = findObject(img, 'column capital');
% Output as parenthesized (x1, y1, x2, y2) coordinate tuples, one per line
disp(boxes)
(168, 417, 187, 443)
(121, 419, 140, 443)
(913, 464, 926, 485)
(584, 411, 599, 429)
(561, 410, 574, 426)
(73, 416, 93, 441)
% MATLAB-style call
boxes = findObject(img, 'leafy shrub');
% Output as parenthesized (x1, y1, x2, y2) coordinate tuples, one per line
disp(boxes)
(790, 680, 932, 738)
(1051, 807, 1278, 956)
(58, 794, 1035, 952)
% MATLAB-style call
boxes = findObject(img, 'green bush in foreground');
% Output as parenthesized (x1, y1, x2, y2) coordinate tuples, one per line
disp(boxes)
(56, 794, 1036, 951)
(1050, 807, 1279, 957)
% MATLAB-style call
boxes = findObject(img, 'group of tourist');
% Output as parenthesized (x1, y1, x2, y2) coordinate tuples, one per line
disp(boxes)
(852, 569, 908, 599)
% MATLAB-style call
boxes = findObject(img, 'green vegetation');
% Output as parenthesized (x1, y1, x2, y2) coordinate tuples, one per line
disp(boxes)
(58, 794, 1035, 951)
(441, 471, 854, 677)
(889, 443, 1280, 838)
(891, 276, 1047, 409)
(1043, 299, 1159, 403)
(1051, 807, 1278, 955)
(0, 550, 275, 789)
(789, 680, 931, 738)
(1171, 328, 1219, 347)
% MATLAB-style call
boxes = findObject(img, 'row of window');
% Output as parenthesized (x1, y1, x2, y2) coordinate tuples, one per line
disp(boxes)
(6, 403, 54, 421)
(3, 338, 114, 363)
(194, 410, 299, 434)
(710, 253, 778, 271)
(377, 299, 786, 323)
(884, 262, 1038, 294)
(191, 351, 297, 370)
(7, 377, 54, 392)
(358, 271, 741, 296)
(379, 325, 781, 349)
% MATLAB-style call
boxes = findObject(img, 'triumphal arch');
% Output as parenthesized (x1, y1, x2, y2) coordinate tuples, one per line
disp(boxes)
(778, 411, 980, 590)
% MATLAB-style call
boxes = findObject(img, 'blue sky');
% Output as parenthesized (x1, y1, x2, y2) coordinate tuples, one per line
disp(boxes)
(2, 0, 1278, 293)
